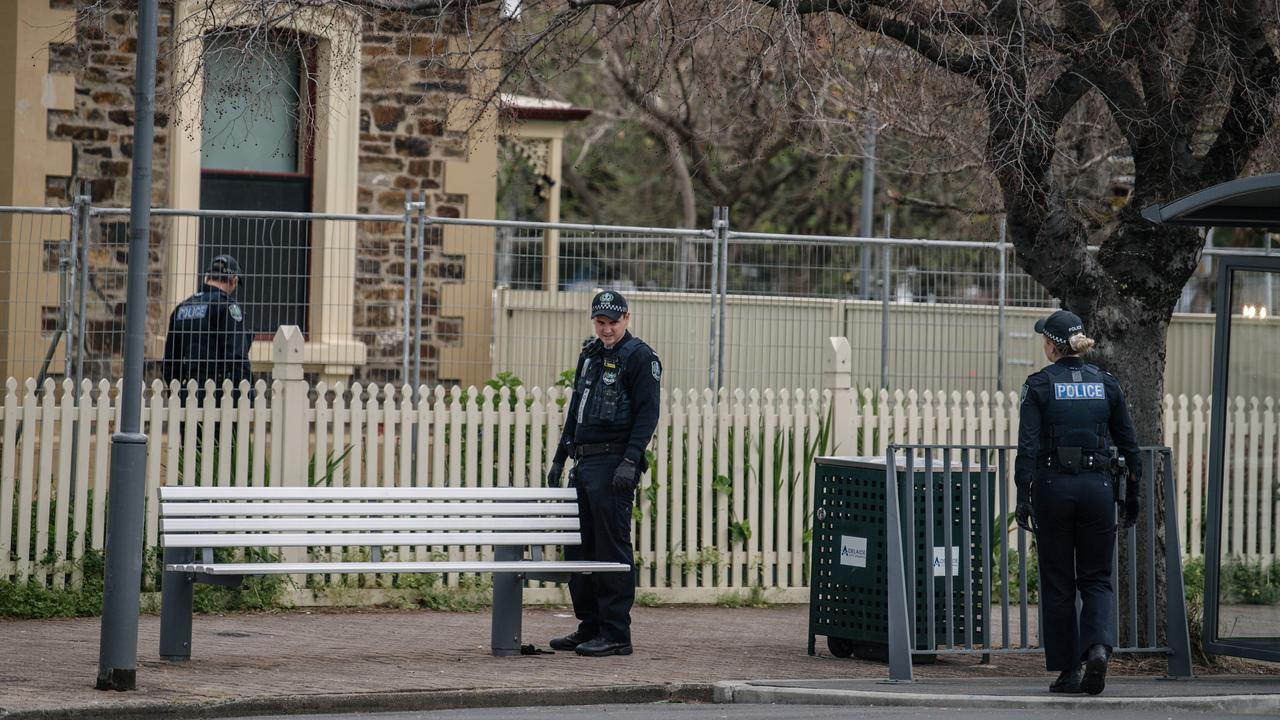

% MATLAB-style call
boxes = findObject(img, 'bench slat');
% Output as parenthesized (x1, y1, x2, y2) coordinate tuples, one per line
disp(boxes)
(161, 531, 581, 548)
(159, 501, 579, 517)
(167, 560, 631, 575)
(159, 487, 576, 502)
(161, 517, 580, 533)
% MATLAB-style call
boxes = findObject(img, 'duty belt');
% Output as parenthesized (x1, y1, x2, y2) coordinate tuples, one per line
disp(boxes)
(574, 442, 627, 457)
(1038, 449, 1108, 472)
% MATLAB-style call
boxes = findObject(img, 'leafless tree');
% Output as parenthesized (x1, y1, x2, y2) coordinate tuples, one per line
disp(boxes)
(487, 0, 1280, 640)
(493, 0, 1280, 440)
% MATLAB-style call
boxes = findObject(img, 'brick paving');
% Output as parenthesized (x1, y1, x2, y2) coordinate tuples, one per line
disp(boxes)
(0, 605, 1053, 717)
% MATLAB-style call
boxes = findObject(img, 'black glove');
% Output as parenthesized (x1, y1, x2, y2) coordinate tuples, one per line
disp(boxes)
(1015, 501, 1036, 533)
(612, 458, 638, 492)
(546, 461, 564, 488)
(1123, 497, 1140, 529)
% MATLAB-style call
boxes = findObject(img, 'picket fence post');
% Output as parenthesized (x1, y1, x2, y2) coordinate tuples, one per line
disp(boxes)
(273, 326, 308, 489)
(824, 337, 856, 456)
(272, 326, 309, 581)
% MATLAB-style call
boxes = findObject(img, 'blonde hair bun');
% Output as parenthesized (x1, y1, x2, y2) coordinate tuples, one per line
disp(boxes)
(1068, 333, 1096, 354)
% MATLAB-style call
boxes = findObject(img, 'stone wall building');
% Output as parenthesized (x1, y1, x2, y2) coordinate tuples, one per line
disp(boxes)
(0, 0, 584, 388)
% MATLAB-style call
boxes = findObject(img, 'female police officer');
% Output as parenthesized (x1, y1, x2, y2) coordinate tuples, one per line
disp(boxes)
(1014, 310, 1142, 695)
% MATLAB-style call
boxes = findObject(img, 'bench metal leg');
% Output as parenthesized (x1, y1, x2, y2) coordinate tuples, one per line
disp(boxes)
(159, 547, 194, 661)
(491, 545, 523, 657)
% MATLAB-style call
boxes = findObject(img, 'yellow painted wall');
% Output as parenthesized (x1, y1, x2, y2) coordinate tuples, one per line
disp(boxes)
(0, 0, 75, 382)
(438, 43, 499, 387)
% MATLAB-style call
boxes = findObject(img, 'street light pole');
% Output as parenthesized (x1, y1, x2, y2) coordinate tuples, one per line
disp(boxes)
(96, 0, 157, 692)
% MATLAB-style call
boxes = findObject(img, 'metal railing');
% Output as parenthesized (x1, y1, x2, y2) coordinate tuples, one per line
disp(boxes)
(881, 444, 1192, 682)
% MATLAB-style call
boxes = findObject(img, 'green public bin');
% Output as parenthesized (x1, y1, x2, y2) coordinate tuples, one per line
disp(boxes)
(808, 455, 990, 661)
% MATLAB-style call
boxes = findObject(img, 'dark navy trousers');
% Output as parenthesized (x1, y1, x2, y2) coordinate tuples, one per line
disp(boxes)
(1033, 470, 1117, 671)
(565, 453, 636, 644)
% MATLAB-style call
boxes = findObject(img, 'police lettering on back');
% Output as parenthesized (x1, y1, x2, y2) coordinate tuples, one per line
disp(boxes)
(1054, 382, 1105, 401)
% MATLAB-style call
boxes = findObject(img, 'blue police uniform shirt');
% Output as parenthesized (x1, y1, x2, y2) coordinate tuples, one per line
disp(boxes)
(161, 283, 253, 397)
(1014, 356, 1142, 495)
(554, 330, 662, 466)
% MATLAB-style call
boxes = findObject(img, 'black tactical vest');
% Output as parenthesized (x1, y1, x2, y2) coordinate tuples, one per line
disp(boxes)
(576, 336, 641, 428)
(1039, 361, 1112, 462)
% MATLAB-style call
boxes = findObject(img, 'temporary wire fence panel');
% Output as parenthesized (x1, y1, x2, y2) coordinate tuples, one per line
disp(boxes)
(0, 202, 1262, 400)
(0, 208, 76, 386)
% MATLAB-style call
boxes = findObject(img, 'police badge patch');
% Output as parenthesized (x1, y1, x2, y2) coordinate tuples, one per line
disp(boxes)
(651, 361, 662, 381)
(228, 304, 243, 322)
(602, 371, 617, 385)
(1019, 383, 1028, 403)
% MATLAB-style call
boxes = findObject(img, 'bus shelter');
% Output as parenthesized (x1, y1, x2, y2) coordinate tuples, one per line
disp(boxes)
(1143, 174, 1280, 662)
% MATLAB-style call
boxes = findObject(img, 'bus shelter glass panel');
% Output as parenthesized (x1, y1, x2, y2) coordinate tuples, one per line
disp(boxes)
(1216, 268, 1280, 644)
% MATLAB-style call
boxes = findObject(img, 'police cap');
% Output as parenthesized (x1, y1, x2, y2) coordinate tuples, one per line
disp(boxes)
(1034, 309, 1084, 347)
(591, 290, 628, 320)
(207, 254, 242, 279)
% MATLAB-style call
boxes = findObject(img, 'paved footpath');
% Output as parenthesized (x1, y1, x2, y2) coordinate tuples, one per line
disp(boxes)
(1, 605, 1277, 719)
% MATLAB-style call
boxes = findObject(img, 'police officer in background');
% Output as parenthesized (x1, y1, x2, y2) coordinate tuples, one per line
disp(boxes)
(546, 290, 661, 657)
(161, 254, 252, 403)
(1015, 310, 1142, 696)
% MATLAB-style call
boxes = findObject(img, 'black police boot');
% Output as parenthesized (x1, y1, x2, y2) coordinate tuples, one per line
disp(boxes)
(1049, 666, 1083, 693)
(549, 629, 594, 651)
(574, 637, 633, 657)
(1080, 644, 1109, 695)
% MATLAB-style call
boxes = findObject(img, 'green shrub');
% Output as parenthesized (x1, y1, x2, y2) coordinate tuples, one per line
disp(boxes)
(1219, 556, 1280, 605)
(189, 548, 289, 613)
(0, 550, 104, 619)
(398, 573, 492, 612)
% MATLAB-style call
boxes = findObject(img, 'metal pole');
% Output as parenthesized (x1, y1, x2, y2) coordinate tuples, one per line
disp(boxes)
(708, 207, 721, 389)
(68, 192, 90, 514)
(997, 219, 1007, 392)
(1203, 227, 1215, 313)
(76, 189, 90, 389)
(676, 235, 688, 291)
(414, 190, 426, 394)
(880, 215, 891, 390)
(717, 206, 728, 391)
(60, 248, 71, 381)
(1266, 232, 1274, 315)
(97, 0, 156, 692)
(63, 213, 77, 382)
(402, 191, 411, 387)
(859, 113, 876, 300)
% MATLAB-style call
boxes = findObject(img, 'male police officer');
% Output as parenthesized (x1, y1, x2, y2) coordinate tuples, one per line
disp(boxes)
(546, 290, 661, 657)
(1015, 309, 1142, 695)
(161, 254, 252, 403)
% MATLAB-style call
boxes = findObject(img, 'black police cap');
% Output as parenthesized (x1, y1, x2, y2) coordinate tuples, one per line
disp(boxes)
(590, 290, 628, 320)
(207, 254, 242, 279)
(1034, 309, 1084, 347)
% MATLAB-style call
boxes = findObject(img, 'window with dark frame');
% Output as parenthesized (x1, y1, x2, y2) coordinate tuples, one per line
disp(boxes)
(198, 31, 316, 339)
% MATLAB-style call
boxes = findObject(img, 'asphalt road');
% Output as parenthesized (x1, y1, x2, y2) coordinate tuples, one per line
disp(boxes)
(227, 704, 1247, 720)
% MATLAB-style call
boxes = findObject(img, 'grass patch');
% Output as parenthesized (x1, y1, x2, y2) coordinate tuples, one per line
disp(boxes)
(714, 586, 770, 608)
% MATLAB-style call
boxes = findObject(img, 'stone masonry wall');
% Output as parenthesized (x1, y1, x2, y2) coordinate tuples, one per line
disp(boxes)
(42, 2, 486, 385)
(355, 12, 474, 387)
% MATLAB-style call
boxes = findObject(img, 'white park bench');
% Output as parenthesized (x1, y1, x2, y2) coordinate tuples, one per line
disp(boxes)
(157, 485, 629, 659)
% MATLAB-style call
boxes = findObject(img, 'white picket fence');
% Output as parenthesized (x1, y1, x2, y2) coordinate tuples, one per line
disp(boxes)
(0, 343, 1275, 602)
